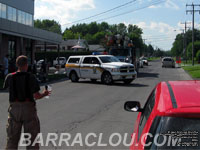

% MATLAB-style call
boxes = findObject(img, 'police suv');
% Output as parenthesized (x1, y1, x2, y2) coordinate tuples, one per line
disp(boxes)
(65, 55, 137, 84)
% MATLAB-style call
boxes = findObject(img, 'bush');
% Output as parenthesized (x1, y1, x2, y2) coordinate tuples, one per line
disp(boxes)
(187, 41, 200, 59)
(196, 50, 200, 61)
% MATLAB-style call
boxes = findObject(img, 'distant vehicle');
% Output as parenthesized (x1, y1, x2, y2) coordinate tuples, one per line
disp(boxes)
(162, 57, 175, 68)
(65, 55, 137, 84)
(140, 57, 148, 66)
(124, 81, 200, 149)
(139, 59, 144, 68)
(53, 57, 67, 68)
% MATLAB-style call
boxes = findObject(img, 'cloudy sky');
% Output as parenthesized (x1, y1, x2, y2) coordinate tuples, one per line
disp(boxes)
(35, 0, 200, 51)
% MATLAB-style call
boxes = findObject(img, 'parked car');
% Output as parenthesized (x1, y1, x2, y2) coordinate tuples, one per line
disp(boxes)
(65, 55, 137, 84)
(162, 57, 175, 68)
(53, 57, 67, 68)
(139, 58, 144, 68)
(140, 57, 148, 66)
(124, 81, 200, 150)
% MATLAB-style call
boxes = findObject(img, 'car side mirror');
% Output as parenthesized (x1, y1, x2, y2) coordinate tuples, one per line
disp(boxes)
(124, 101, 143, 112)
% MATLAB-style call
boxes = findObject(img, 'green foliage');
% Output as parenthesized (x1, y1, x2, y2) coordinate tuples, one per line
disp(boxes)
(63, 22, 159, 57)
(63, 30, 75, 39)
(171, 29, 200, 57)
(196, 50, 200, 61)
(34, 19, 62, 34)
(187, 41, 200, 59)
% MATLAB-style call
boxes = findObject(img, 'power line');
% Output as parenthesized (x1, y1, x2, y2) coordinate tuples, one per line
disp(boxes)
(63, 0, 166, 26)
(95, 0, 166, 22)
(63, 0, 138, 26)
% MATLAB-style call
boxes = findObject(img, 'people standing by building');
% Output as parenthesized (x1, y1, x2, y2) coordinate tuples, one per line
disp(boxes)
(3, 54, 9, 77)
(3, 55, 51, 149)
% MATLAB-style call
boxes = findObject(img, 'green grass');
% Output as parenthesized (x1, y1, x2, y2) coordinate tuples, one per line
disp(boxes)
(148, 57, 160, 61)
(182, 65, 200, 78)
(181, 59, 199, 65)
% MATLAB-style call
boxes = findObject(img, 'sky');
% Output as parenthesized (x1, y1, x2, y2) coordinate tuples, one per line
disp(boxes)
(35, 0, 200, 51)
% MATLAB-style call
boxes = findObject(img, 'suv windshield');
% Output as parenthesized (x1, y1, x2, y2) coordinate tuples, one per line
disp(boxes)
(99, 56, 120, 63)
(109, 49, 131, 56)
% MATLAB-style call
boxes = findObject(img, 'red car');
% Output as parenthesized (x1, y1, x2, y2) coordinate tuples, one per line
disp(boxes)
(124, 81, 200, 150)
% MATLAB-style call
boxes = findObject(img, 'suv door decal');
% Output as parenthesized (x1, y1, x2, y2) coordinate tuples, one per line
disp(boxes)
(166, 82, 178, 108)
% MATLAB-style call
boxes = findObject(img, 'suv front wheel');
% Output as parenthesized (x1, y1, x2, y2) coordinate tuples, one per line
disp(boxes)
(70, 71, 79, 82)
(101, 72, 113, 85)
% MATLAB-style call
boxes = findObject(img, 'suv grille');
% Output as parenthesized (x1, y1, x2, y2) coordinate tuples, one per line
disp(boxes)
(120, 66, 134, 73)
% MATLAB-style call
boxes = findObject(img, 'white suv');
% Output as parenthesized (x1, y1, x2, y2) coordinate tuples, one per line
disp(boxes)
(65, 55, 137, 84)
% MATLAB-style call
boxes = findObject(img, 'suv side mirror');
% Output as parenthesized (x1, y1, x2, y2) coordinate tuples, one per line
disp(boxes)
(124, 101, 143, 112)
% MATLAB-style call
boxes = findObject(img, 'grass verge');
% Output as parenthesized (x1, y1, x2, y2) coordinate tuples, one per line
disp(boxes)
(182, 65, 200, 79)
(148, 57, 160, 61)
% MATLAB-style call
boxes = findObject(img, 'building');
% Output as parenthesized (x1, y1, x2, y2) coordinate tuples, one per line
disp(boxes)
(0, 0, 62, 65)
(88, 44, 105, 52)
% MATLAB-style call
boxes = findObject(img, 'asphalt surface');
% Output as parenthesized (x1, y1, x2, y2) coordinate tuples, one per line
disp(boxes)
(0, 59, 192, 149)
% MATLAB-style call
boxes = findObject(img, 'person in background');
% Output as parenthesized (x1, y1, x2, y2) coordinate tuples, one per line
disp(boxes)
(3, 54, 9, 77)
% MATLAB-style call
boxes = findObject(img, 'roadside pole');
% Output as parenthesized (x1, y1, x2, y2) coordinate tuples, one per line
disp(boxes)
(186, 3, 200, 66)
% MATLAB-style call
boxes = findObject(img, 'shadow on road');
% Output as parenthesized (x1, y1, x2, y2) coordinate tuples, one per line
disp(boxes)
(77, 80, 149, 87)
(138, 72, 159, 78)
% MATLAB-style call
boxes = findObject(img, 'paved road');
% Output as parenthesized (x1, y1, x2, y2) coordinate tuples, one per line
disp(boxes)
(0, 59, 192, 149)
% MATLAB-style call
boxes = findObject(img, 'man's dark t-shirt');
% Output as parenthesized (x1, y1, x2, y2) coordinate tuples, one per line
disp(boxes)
(3, 72, 40, 103)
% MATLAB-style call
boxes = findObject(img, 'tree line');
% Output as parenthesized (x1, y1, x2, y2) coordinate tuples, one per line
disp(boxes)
(34, 19, 170, 57)
(171, 29, 200, 60)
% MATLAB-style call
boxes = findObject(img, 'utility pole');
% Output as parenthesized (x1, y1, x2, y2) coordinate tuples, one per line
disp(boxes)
(186, 3, 200, 66)
(180, 22, 191, 63)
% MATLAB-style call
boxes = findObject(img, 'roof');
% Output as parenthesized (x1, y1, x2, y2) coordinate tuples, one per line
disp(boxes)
(69, 55, 112, 58)
(61, 39, 87, 47)
(89, 45, 105, 52)
(156, 81, 200, 115)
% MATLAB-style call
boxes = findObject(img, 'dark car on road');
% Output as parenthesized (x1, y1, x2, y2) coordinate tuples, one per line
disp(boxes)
(124, 81, 200, 150)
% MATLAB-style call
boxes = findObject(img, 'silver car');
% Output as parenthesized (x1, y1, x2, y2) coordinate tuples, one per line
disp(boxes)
(162, 57, 175, 68)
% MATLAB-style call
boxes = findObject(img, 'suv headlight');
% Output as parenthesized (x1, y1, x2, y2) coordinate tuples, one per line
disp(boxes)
(111, 68, 120, 72)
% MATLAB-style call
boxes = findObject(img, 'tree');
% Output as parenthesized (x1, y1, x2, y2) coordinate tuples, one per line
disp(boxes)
(147, 44, 154, 56)
(34, 19, 62, 34)
(117, 23, 127, 35)
(171, 29, 200, 57)
(63, 30, 75, 39)
(187, 41, 200, 59)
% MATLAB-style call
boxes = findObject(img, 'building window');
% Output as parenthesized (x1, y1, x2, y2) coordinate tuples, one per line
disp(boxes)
(18, 10, 22, 23)
(1, 3, 7, 19)
(0, 3, 1, 17)
(21, 11, 25, 24)
(8, 6, 17, 22)
(0, 3, 33, 27)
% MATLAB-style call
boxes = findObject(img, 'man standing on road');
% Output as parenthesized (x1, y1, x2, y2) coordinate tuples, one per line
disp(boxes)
(3, 55, 50, 149)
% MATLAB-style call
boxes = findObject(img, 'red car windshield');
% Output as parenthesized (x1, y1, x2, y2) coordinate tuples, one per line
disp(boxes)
(145, 116, 200, 149)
